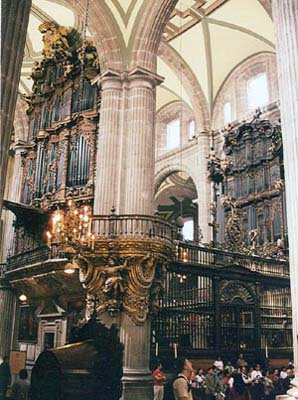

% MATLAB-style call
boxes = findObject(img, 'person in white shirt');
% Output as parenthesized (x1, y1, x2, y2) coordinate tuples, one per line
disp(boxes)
(251, 365, 263, 382)
(213, 356, 224, 371)
(280, 367, 287, 380)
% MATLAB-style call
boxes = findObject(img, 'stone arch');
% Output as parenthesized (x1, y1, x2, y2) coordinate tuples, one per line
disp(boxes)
(219, 281, 255, 305)
(258, 0, 272, 18)
(158, 40, 210, 131)
(212, 51, 277, 131)
(69, 0, 125, 72)
(154, 164, 197, 195)
(129, 0, 178, 71)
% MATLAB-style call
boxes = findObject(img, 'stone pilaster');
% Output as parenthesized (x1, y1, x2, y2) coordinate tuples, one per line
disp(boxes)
(197, 131, 212, 242)
(93, 73, 123, 215)
(272, 0, 298, 375)
(123, 70, 163, 215)
(0, 273, 16, 358)
(0, 0, 31, 213)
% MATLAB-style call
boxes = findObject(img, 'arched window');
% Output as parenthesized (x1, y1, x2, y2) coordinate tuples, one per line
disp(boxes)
(247, 73, 269, 110)
(182, 217, 194, 241)
(188, 120, 195, 140)
(166, 119, 180, 150)
(223, 102, 232, 123)
(67, 134, 90, 187)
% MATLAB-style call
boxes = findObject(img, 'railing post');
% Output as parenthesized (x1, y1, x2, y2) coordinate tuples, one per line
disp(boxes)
(109, 206, 117, 238)
(213, 276, 221, 353)
(254, 282, 262, 359)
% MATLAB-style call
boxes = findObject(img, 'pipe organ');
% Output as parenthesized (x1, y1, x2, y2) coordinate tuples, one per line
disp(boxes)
(21, 23, 100, 211)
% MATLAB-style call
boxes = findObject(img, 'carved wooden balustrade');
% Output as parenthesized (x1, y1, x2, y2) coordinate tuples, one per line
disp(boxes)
(176, 241, 289, 277)
(6, 214, 289, 278)
(7, 244, 66, 271)
(92, 214, 175, 245)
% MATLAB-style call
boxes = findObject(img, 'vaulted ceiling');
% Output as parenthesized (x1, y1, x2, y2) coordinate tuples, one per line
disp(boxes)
(20, 0, 274, 124)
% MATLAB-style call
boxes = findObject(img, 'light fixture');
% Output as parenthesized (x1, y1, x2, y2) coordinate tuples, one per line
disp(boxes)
(19, 294, 27, 302)
(177, 273, 187, 284)
(46, 201, 95, 249)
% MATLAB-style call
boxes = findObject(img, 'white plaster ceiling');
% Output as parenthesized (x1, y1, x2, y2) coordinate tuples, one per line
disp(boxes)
(19, 0, 275, 120)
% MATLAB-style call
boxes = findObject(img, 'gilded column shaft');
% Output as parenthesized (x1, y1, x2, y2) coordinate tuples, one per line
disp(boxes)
(272, 0, 298, 374)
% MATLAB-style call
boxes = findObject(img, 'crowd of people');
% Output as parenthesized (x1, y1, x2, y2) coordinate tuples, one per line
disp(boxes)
(152, 355, 295, 400)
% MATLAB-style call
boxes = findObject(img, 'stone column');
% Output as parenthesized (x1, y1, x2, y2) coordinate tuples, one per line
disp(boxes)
(272, 0, 298, 375)
(2, 143, 26, 260)
(197, 131, 212, 242)
(119, 314, 152, 399)
(123, 69, 163, 215)
(0, 0, 31, 213)
(0, 272, 15, 358)
(93, 72, 123, 215)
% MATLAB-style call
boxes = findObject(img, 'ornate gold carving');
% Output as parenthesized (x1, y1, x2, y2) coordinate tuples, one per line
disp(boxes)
(39, 22, 71, 60)
(67, 240, 170, 325)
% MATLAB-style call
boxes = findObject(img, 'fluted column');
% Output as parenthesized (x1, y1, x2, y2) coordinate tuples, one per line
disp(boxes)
(123, 70, 162, 215)
(272, 0, 298, 375)
(0, 273, 15, 358)
(119, 314, 152, 399)
(94, 74, 123, 215)
(0, 0, 31, 213)
(197, 131, 212, 242)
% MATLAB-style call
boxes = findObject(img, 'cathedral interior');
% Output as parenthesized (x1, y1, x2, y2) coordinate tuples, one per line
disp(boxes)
(1, 0, 298, 399)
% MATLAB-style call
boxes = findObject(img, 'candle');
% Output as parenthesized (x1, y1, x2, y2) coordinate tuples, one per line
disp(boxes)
(91, 235, 95, 250)
(174, 343, 178, 359)
(155, 342, 158, 357)
(265, 343, 268, 358)
(46, 231, 52, 247)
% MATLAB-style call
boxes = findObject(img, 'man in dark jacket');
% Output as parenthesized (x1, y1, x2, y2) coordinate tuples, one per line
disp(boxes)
(0, 356, 11, 399)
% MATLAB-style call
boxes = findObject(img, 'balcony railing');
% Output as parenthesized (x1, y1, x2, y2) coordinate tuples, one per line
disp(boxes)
(92, 214, 175, 245)
(6, 214, 289, 278)
(7, 244, 65, 272)
(176, 242, 289, 277)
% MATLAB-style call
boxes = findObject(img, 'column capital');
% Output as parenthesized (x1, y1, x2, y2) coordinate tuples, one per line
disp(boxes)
(127, 66, 164, 88)
(92, 66, 164, 90)
(92, 69, 123, 90)
(12, 140, 28, 154)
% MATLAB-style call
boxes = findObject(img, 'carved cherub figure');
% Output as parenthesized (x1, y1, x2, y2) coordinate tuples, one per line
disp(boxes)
(248, 228, 259, 250)
(102, 257, 128, 299)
